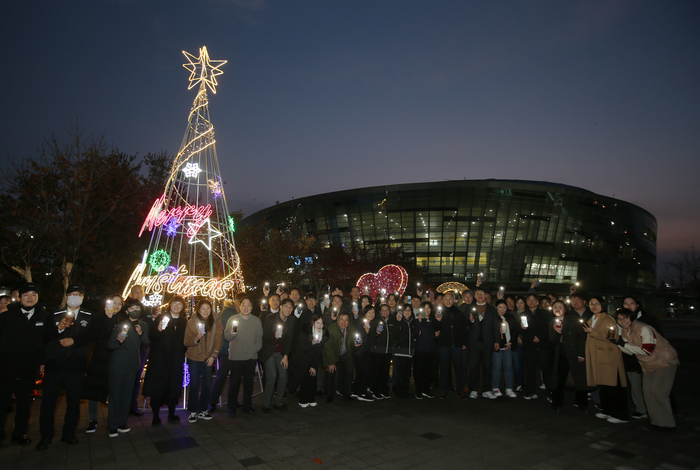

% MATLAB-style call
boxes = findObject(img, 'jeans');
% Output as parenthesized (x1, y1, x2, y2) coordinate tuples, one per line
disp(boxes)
(263, 352, 288, 407)
(187, 359, 213, 413)
(210, 355, 234, 406)
(513, 347, 524, 387)
(492, 348, 514, 390)
(440, 346, 465, 392)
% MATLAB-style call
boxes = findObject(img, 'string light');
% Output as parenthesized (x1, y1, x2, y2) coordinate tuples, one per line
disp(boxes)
(356, 265, 408, 303)
(148, 250, 171, 273)
(124, 45, 245, 302)
(165, 219, 179, 237)
(188, 218, 222, 251)
(140, 194, 213, 238)
(182, 46, 227, 94)
(437, 282, 469, 295)
(182, 162, 203, 178)
(142, 293, 163, 307)
(183, 360, 190, 387)
(208, 177, 223, 198)
(122, 263, 240, 300)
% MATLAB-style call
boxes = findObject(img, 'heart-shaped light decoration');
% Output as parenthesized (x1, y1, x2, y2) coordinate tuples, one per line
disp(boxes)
(356, 264, 409, 304)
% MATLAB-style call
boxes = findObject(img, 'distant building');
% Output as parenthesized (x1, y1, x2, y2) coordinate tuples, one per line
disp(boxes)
(240, 180, 656, 296)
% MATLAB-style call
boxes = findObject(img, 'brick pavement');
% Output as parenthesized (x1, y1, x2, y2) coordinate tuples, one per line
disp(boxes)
(1, 318, 698, 470)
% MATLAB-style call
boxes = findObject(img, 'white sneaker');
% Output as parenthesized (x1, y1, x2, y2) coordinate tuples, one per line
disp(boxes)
(482, 391, 497, 400)
(595, 412, 609, 419)
(539, 384, 546, 389)
(607, 417, 628, 424)
(299, 402, 309, 408)
(523, 393, 538, 400)
(469, 391, 478, 399)
(188, 412, 197, 423)
(197, 411, 213, 420)
(308, 402, 317, 407)
(492, 389, 502, 397)
(505, 389, 517, 398)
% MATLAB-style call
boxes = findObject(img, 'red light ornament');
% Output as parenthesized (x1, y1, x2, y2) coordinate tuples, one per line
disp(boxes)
(356, 265, 409, 304)
(140, 194, 213, 238)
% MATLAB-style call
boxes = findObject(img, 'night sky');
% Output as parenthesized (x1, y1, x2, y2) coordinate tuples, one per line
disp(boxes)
(2, 1, 698, 275)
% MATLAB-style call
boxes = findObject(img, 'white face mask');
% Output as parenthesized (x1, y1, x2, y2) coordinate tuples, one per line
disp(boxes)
(67, 295, 83, 308)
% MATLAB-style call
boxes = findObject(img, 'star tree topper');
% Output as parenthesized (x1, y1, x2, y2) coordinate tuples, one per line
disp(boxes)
(182, 46, 227, 94)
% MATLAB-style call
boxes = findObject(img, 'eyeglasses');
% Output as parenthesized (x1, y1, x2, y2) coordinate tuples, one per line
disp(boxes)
(589, 302, 601, 306)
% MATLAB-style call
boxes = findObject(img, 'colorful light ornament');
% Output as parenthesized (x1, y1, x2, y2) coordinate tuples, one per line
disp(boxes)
(182, 162, 202, 178)
(356, 265, 409, 304)
(165, 219, 179, 237)
(148, 250, 171, 273)
(436, 282, 469, 295)
(227, 216, 235, 233)
(208, 177, 223, 198)
(182, 46, 227, 94)
(140, 194, 213, 238)
(122, 263, 239, 300)
(188, 218, 222, 251)
(183, 360, 190, 387)
(142, 293, 163, 307)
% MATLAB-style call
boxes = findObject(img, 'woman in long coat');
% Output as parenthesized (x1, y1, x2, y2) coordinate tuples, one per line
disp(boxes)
(549, 300, 592, 413)
(142, 295, 188, 424)
(107, 299, 150, 436)
(82, 295, 121, 432)
(583, 296, 628, 424)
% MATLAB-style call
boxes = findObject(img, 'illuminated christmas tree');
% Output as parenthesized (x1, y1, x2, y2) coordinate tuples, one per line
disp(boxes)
(123, 46, 244, 304)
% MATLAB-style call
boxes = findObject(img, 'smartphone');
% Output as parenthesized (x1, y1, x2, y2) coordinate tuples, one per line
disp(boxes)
(378, 322, 384, 333)
(231, 321, 238, 334)
(119, 325, 129, 339)
(161, 316, 170, 329)
(498, 286, 505, 297)
(520, 315, 529, 328)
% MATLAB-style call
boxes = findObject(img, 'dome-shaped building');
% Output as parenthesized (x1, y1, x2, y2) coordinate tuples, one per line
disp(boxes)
(240, 180, 656, 296)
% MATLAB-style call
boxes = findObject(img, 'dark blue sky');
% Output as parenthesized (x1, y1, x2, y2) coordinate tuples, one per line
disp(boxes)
(2, 1, 698, 274)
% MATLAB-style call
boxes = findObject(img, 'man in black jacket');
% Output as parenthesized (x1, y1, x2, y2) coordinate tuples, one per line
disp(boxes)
(435, 292, 468, 399)
(0, 282, 48, 446)
(467, 288, 500, 399)
(36, 284, 99, 451)
(521, 293, 555, 400)
(259, 298, 296, 412)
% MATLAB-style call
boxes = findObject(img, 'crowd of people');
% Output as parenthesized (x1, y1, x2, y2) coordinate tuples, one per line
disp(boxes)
(0, 279, 680, 451)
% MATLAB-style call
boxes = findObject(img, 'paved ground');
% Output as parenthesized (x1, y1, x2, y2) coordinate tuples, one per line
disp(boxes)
(1, 318, 699, 470)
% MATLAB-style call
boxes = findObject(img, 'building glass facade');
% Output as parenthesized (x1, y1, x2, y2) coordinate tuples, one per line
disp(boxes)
(241, 180, 657, 296)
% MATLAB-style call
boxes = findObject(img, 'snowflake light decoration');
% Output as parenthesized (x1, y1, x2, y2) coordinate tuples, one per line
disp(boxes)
(149, 250, 171, 273)
(228, 216, 236, 233)
(142, 293, 163, 307)
(165, 219, 180, 237)
(208, 178, 223, 198)
(182, 162, 202, 178)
